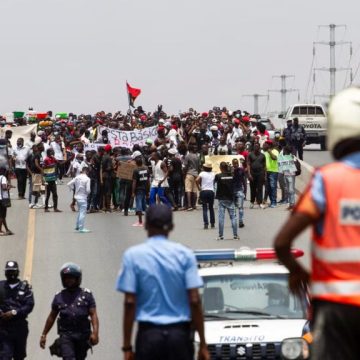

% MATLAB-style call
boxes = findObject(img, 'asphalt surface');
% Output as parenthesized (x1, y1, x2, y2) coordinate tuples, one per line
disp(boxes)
(0, 179, 314, 360)
(302, 144, 332, 167)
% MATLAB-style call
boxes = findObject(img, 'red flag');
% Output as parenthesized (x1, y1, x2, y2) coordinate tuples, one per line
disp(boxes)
(126, 82, 141, 107)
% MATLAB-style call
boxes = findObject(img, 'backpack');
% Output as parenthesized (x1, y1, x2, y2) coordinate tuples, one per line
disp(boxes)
(294, 157, 301, 176)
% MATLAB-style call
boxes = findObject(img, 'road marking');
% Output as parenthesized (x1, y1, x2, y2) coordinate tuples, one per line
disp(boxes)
(23, 210, 36, 282)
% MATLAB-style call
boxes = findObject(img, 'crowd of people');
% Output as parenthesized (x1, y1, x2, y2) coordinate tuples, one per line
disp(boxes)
(0, 106, 303, 237)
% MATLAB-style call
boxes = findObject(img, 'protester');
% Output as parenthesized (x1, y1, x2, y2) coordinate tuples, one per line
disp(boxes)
(196, 162, 215, 229)
(215, 162, 238, 240)
(232, 158, 246, 228)
(247, 143, 266, 209)
(67, 166, 91, 233)
(131, 154, 149, 227)
(13, 137, 30, 199)
(263, 140, 279, 208)
(43, 148, 62, 213)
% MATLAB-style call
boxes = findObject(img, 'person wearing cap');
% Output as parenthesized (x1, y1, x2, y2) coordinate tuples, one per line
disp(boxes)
(116, 204, 209, 360)
(274, 87, 360, 359)
(283, 119, 293, 146)
(196, 162, 215, 229)
(0, 261, 34, 360)
(290, 118, 306, 160)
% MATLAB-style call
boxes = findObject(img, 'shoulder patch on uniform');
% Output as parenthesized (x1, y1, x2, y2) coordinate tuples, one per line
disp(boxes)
(82, 288, 92, 293)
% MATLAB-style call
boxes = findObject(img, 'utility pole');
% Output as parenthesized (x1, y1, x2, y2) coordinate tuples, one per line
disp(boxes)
(314, 24, 352, 99)
(242, 94, 268, 115)
(269, 75, 299, 114)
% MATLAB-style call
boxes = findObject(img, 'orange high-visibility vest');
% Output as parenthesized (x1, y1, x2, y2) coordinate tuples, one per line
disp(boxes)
(311, 162, 360, 306)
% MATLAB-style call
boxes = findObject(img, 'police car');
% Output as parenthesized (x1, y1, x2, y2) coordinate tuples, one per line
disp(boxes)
(194, 248, 310, 360)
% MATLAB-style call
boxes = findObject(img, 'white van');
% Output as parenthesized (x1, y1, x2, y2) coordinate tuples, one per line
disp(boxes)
(283, 104, 327, 150)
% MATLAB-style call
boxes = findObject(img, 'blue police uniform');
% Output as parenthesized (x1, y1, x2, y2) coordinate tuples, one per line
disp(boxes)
(0, 280, 34, 360)
(116, 234, 203, 360)
(51, 287, 96, 360)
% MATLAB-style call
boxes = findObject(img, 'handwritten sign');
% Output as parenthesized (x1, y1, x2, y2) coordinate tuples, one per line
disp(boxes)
(117, 161, 137, 180)
(97, 126, 158, 149)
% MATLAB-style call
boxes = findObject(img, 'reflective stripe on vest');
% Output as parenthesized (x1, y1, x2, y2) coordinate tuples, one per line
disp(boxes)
(312, 280, 360, 296)
(313, 243, 360, 263)
(311, 162, 360, 306)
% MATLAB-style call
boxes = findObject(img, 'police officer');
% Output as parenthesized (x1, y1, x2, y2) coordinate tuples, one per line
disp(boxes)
(39, 263, 99, 359)
(0, 261, 34, 360)
(274, 87, 360, 360)
(116, 204, 209, 360)
(290, 117, 306, 160)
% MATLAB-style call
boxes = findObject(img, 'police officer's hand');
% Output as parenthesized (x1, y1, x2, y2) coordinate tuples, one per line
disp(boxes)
(0, 311, 14, 320)
(40, 335, 46, 349)
(90, 332, 99, 346)
(198, 343, 210, 360)
(124, 350, 135, 360)
(289, 267, 310, 296)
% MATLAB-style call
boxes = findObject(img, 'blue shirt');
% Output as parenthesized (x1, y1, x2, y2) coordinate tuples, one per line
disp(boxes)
(116, 235, 203, 325)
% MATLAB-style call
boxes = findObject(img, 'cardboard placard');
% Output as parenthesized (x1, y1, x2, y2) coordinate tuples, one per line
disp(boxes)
(117, 161, 137, 180)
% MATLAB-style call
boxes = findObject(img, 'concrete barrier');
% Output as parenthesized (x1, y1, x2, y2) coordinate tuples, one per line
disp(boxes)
(295, 160, 314, 194)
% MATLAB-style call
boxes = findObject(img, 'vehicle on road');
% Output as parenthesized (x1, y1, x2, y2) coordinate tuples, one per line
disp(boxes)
(258, 118, 280, 141)
(281, 104, 327, 150)
(194, 248, 310, 360)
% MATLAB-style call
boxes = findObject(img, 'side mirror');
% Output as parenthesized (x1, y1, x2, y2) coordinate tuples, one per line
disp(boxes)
(278, 114, 284, 119)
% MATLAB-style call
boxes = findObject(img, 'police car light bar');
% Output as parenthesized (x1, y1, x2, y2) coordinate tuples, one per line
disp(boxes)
(194, 248, 304, 262)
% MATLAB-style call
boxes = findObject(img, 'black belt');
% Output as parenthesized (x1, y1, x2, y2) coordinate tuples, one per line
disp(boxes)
(138, 321, 191, 331)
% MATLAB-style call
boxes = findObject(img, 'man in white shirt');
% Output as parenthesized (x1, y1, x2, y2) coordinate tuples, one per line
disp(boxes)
(13, 138, 30, 199)
(67, 167, 91, 233)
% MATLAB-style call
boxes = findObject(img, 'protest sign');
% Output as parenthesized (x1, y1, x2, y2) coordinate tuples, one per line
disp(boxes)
(117, 161, 137, 180)
(204, 155, 244, 173)
(278, 154, 297, 173)
(97, 126, 157, 148)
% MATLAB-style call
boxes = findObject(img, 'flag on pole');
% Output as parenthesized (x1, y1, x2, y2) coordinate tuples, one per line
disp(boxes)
(126, 82, 141, 108)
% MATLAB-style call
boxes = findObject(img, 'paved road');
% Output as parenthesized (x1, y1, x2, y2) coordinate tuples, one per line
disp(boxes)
(0, 182, 311, 359)
(303, 144, 332, 167)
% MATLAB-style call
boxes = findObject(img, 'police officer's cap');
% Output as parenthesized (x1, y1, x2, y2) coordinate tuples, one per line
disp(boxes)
(5, 261, 19, 271)
(146, 204, 173, 231)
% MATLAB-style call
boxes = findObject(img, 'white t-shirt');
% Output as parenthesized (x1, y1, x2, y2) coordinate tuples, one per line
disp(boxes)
(0, 176, 8, 200)
(13, 146, 30, 169)
(50, 141, 64, 161)
(198, 171, 215, 191)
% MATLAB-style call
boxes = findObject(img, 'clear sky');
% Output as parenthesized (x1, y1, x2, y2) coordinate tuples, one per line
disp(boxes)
(0, 0, 357, 115)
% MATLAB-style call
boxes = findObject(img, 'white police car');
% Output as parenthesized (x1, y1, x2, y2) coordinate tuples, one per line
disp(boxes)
(194, 248, 310, 360)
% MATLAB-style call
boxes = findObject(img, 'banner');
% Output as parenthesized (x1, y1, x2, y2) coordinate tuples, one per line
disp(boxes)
(204, 155, 244, 174)
(97, 126, 157, 149)
(278, 154, 297, 173)
(2, 124, 38, 147)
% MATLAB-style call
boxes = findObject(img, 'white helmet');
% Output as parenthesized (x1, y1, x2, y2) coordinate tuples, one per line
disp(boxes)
(328, 87, 360, 151)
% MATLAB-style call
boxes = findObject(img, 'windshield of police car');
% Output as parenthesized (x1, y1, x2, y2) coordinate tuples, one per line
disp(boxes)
(200, 274, 306, 319)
